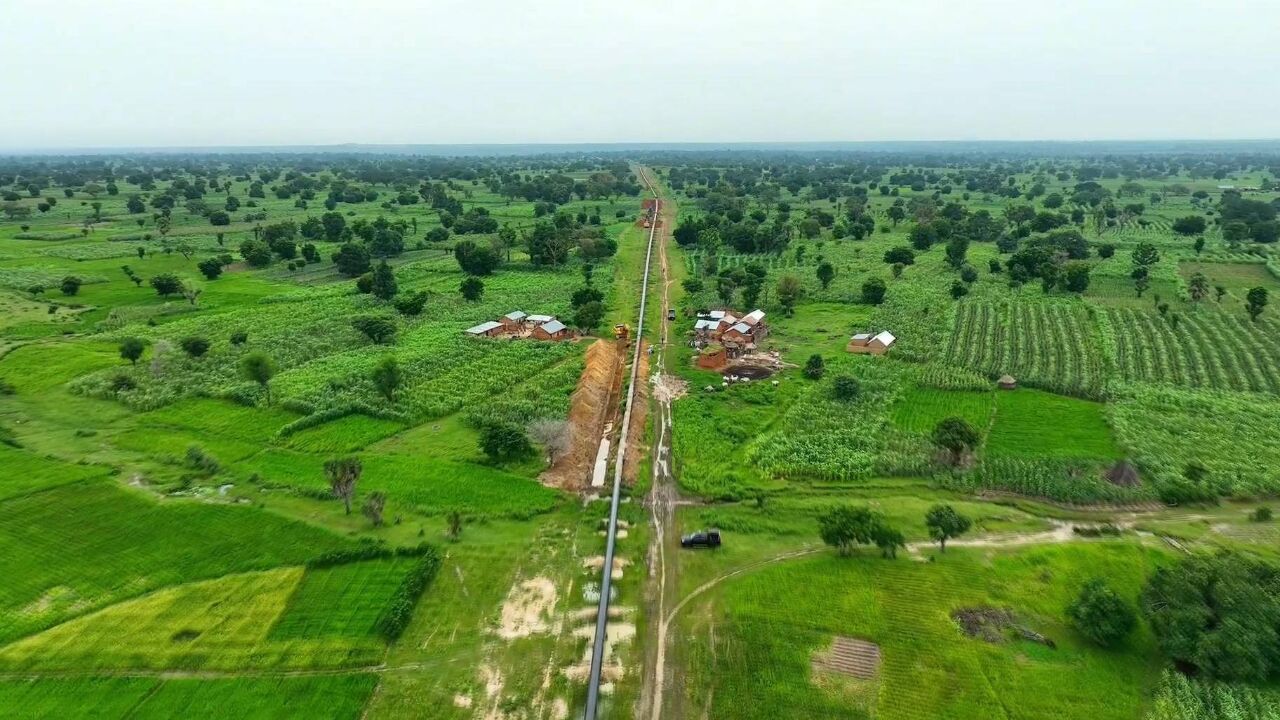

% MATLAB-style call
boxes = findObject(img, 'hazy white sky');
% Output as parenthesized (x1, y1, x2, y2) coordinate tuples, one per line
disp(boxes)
(5, 0, 1279, 148)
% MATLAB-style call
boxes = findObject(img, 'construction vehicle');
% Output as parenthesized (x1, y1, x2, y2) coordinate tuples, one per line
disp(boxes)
(613, 324, 629, 341)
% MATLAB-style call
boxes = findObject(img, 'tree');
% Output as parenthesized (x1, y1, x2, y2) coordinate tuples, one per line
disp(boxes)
(332, 242, 371, 276)
(819, 506, 879, 556)
(1132, 242, 1160, 267)
(230, 331, 248, 346)
(1188, 272, 1210, 302)
(803, 354, 825, 380)
(1063, 262, 1091, 293)
(362, 491, 387, 527)
(832, 375, 861, 401)
(371, 356, 402, 402)
(324, 457, 362, 515)
(932, 417, 979, 465)
(1142, 552, 1280, 681)
(369, 261, 398, 301)
(180, 337, 210, 358)
(528, 418, 571, 465)
(208, 210, 230, 226)
(1172, 215, 1207, 236)
(776, 274, 801, 316)
(460, 276, 484, 301)
(819, 505, 900, 558)
(1097, 243, 1116, 259)
(883, 246, 915, 266)
(871, 523, 905, 559)
(479, 422, 532, 461)
(352, 315, 397, 344)
(197, 257, 223, 280)
(945, 235, 969, 268)
(60, 276, 82, 296)
(527, 221, 568, 267)
(119, 337, 145, 365)
(454, 240, 500, 275)
(816, 261, 836, 290)
(149, 273, 182, 297)
(1069, 579, 1136, 647)
(861, 277, 887, 305)
(924, 504, 972, 552)
(239, 352, 277, 404)
(573, 300, 604, 330)
(240, 238, 272, 267)
(1246, 287, 1268, 322)
(950, 280, 970, 299)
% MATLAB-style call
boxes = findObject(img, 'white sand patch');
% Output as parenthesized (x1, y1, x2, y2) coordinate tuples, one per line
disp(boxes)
(496, 577, 558, 640)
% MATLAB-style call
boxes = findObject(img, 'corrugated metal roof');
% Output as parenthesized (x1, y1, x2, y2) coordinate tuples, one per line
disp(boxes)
(528, 314, 555, 323)
(742, 309, 765, 325)
(872, 331, 896, 346)
(728, 322, 751, 334)
(851, 333, 872, 341)
(504, 310, 527, 320)
(465, 321, 502, 335)
(540, 319, 567, 334)
(694, 319, 720, 331)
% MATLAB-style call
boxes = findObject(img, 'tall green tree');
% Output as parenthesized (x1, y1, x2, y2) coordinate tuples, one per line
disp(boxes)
(369, 261, 398, 301)
(324, 457, 362, 515)
(239, 352, 277, 404)
(924, 504, 972, 552)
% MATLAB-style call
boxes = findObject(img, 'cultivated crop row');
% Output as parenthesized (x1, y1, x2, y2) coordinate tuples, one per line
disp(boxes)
(945, 300, 1106, 398)
(1103, 307, 1280, 394)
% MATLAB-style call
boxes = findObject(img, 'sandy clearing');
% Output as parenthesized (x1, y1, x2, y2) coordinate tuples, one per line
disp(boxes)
(495, 577, 558, 640)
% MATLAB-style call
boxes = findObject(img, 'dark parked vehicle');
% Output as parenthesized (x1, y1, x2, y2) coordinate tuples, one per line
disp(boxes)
(681, 529, 721, 549)
(667, 309, 676, 321)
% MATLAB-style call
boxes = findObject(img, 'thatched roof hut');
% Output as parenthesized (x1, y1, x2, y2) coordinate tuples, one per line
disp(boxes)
(997, 374, 1017, 390)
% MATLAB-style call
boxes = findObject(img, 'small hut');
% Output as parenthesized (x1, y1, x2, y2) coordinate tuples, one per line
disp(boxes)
(997, 374, 1018, 390)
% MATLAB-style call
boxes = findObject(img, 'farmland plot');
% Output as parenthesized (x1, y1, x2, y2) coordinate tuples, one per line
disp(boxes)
(946, 300, 1107, 398)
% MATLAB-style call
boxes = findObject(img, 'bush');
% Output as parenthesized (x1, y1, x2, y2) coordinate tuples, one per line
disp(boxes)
(179, 337, 210, 358)
(803, 354, 825, 380)
(1068, 579, 1136, 647)
(352, 315, 397, 344)
(861, 278, 887, 305)
(1252, 507, 1273, 522)
(832, 375, 861, 401)
(394, 291, 428, 316)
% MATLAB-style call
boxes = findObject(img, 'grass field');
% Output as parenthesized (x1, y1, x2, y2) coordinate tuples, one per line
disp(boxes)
(2, 152, 1279, 719)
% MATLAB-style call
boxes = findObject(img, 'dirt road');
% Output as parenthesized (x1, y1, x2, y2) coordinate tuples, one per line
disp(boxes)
(634, 166, 682, 720)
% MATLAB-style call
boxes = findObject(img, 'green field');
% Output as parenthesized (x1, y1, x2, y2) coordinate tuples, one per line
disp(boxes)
(3, 151, 1279, 719)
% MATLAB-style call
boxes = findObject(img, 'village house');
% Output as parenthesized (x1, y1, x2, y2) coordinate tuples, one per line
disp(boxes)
(465, 320, 504, 338)
(501, 310, 527, 330)
(847, 330, 897, 355)
(532, 319, 570, 341)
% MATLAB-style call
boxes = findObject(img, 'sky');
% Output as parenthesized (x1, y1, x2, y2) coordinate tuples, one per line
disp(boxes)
(5, 0, 1280, 148)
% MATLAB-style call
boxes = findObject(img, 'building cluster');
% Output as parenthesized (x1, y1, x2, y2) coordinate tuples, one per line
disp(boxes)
(691, 308, 767, 368)
(465, 310, 572, 341)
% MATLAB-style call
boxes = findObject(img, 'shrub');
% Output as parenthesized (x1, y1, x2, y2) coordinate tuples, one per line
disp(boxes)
(1068, 579, 1136, 647)
(352, 315, 397, 344)
(1252, 507, 1273, 522)
(832, 375, 861, 401)
(803, 354, 825, 380)
(180, 337, 210, 358)
(394, 291, 428, 316)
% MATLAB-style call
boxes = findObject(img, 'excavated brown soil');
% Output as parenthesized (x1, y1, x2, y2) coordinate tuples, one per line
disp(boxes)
(541, 339, 623, 491)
